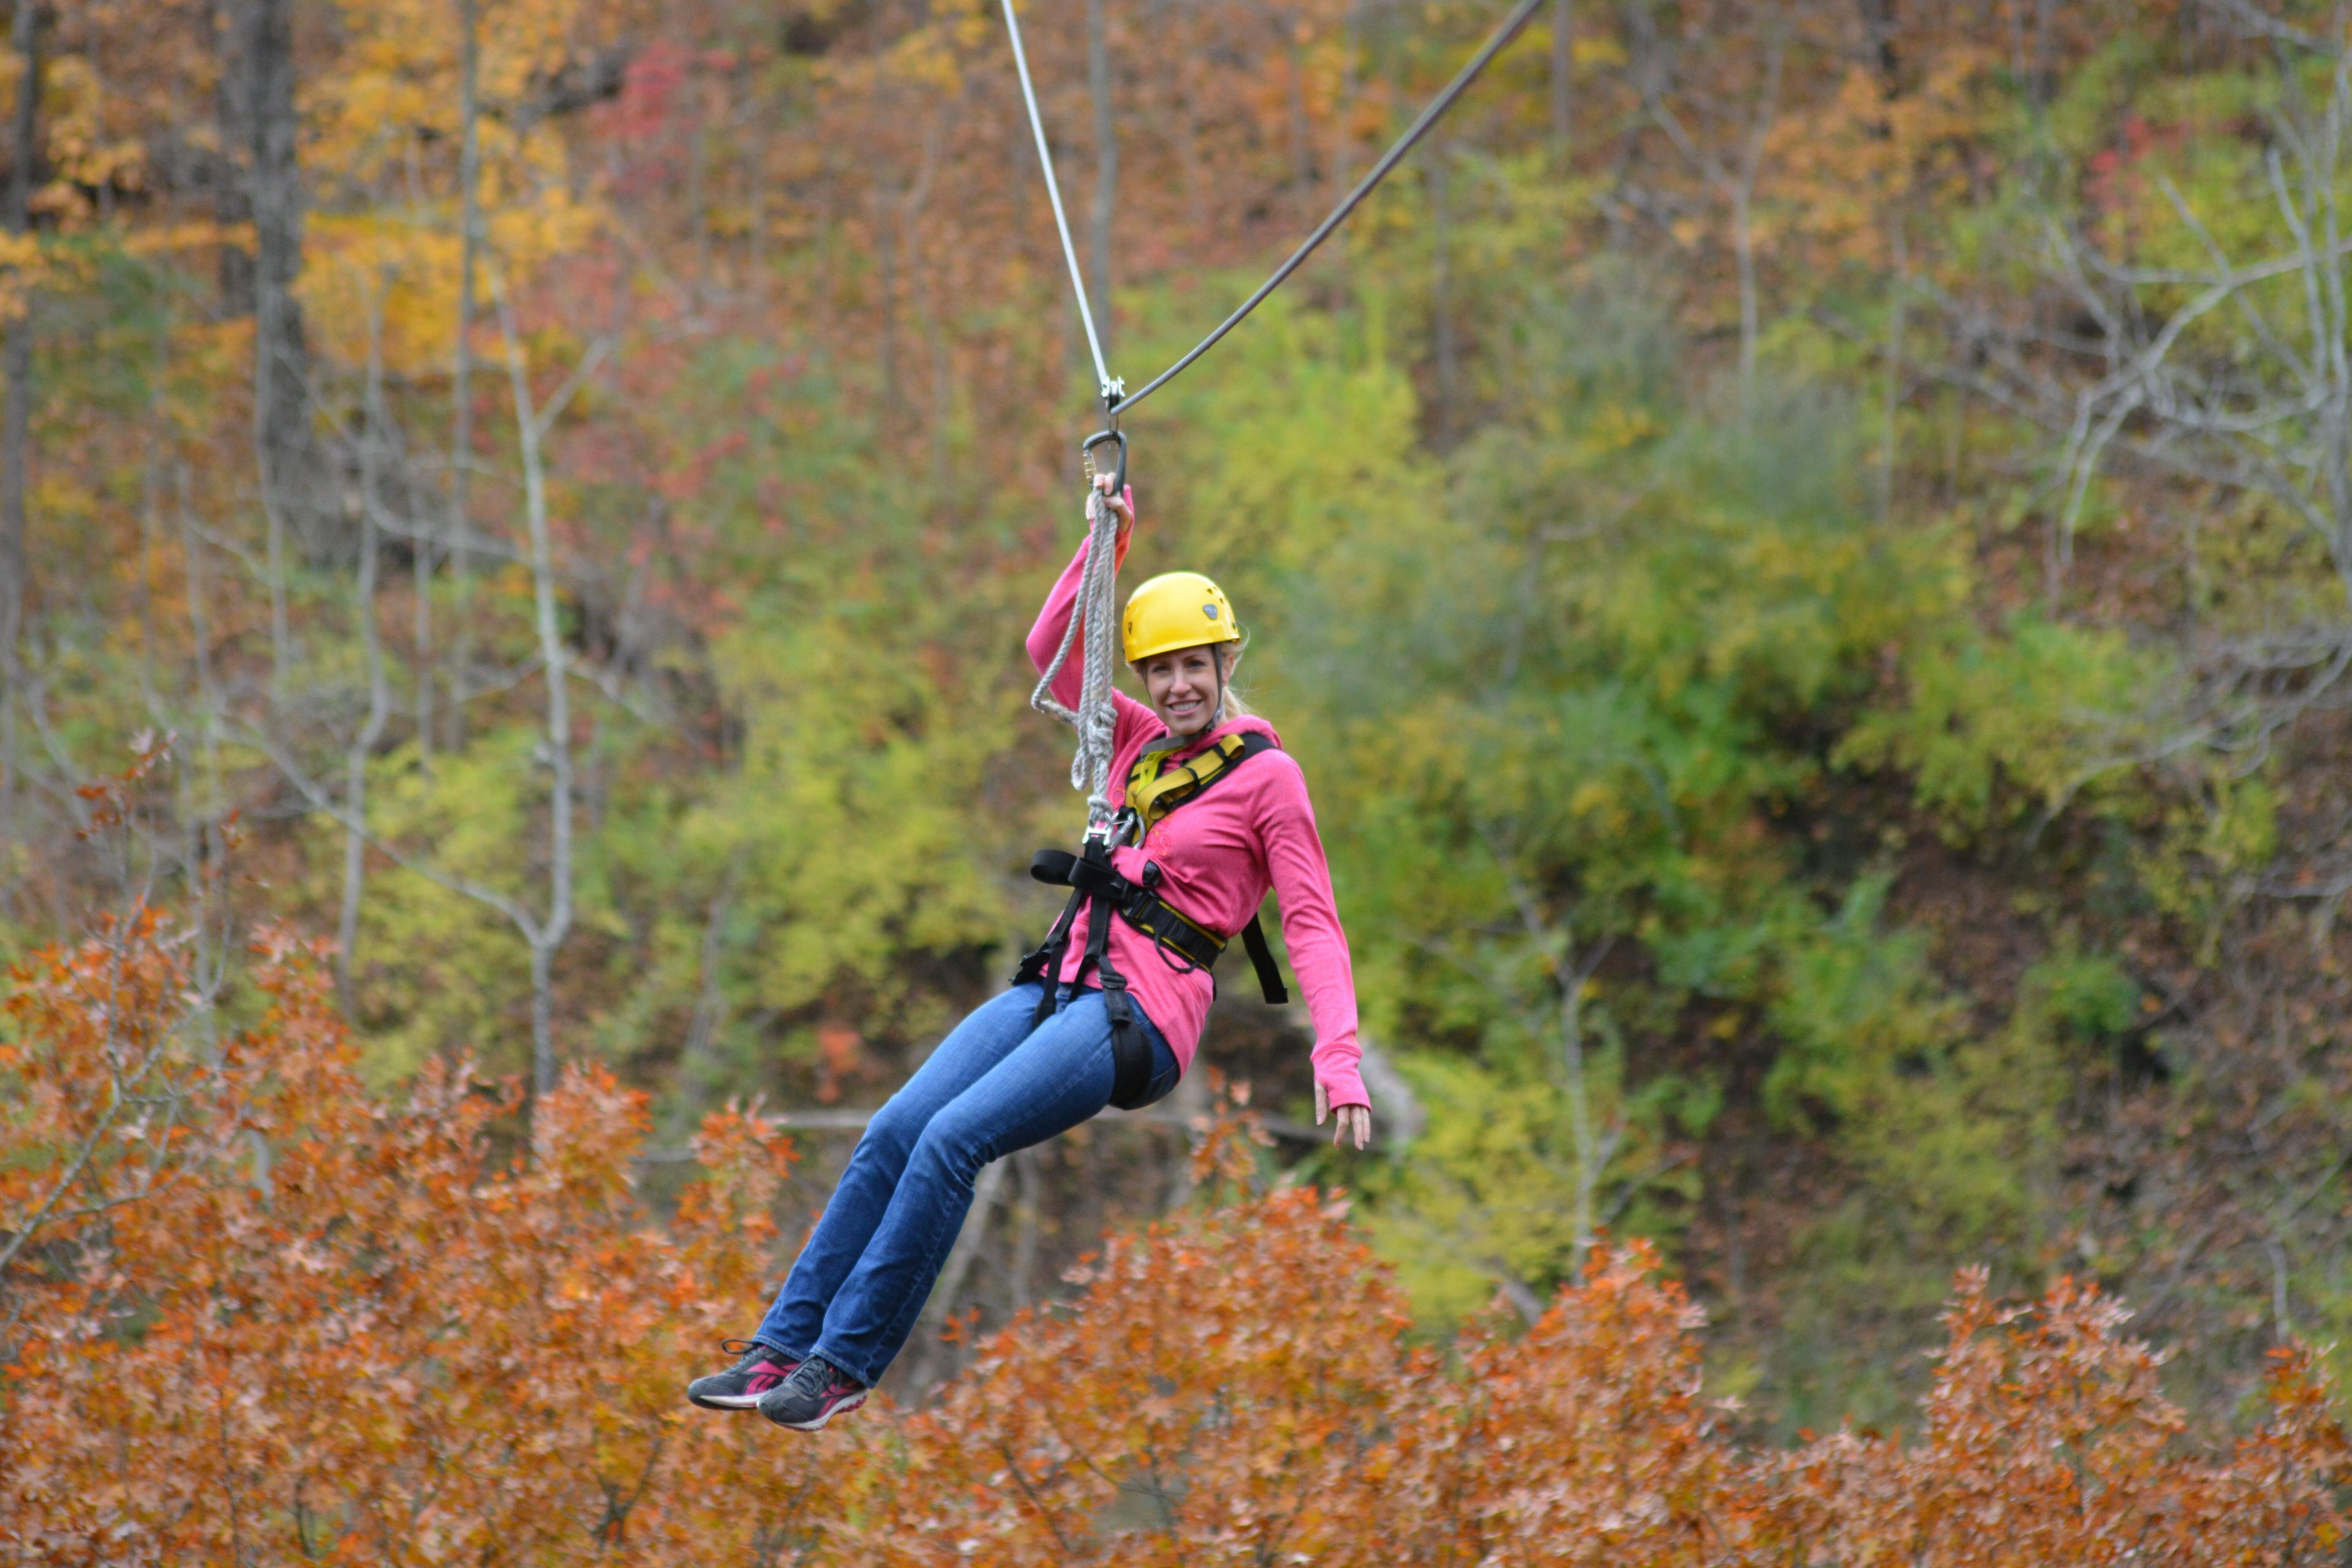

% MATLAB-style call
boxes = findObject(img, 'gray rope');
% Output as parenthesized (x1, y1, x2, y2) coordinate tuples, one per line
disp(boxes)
(1030, 488, 1123, 830)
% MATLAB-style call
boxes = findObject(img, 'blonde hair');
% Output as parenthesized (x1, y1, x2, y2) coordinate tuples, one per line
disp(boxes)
(1216, 643, 1254, 719)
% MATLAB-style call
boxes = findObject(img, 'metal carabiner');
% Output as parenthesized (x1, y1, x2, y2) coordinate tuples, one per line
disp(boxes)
(1081, 427, 1128, 497)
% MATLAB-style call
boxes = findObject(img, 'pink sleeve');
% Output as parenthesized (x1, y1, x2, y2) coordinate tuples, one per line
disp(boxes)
(1027, 524, 1156, 752)
(1255, 759, 1368, 1110)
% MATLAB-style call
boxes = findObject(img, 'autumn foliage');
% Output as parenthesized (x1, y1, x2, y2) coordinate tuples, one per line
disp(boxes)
(0, 908, 826, 1562)
(2, 899, 2347, 1565)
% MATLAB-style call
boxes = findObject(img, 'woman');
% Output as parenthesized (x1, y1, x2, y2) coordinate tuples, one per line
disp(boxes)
(685, 474, 1374, 1432)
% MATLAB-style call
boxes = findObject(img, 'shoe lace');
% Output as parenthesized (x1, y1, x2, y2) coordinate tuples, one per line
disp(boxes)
(786, 1353, 863, 1401)
(720, 1338, 778, 1372)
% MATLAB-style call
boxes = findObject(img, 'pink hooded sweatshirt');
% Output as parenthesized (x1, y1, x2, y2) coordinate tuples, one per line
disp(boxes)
(1028, 533, 1370, 1112)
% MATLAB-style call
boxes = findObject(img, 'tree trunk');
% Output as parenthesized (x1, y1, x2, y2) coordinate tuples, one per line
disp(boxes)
(1332, 0, 1363, 197)
(2030, 0, 2056, 109)
(1878, 216, 1906, 522)
(666, 877, 736, 1140)
(209, 0, 252, 316)
(875, 189, 898, 409)
(1285, 36, 1314, 191)
(496, 276, 573, 1098)
(899, 122, 949, 486)
(901, 205, 952, 485)
(339, 280, 394, 1016)
(1085, 0, 1115, 367)
(910, 1156, 1008, 1387)
(1856, 0, 1898, 91)
(1550, 0, 1572, 158)
(746, 134, 769, 306)
(138, 335, 165, 716)
(176, 461, 228, 955)
(1174, 12, 1204, 235)
(1732, 181, 1757, 431)
(443, 0, 481, 755)
(1556, 952, 1596, 1273)
(246, 0, 311, 490)
(0, 0, 36, 840)
(233, 0, 318, 605)
(1729, 40, 1783, 435)
(1160, 1065, 1208, 1210)
(1010, 1148, 1042, 1311)
(1430, 144, 1458, 447)
(689, 121, 710, 296)
(529, 940, 557, 1099)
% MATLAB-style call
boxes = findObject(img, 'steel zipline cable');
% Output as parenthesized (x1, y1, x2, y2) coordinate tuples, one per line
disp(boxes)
(1007, 0, 1540, 817)
(1000, 0, 1119, 404)
(1000, 0, 1547, 418)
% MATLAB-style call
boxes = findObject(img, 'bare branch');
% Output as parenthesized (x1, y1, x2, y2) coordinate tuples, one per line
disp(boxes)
(237, 722, 540, 939)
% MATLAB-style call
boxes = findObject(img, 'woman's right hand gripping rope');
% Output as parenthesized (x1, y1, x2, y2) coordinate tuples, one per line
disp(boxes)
(1092, 467, 1134, 555)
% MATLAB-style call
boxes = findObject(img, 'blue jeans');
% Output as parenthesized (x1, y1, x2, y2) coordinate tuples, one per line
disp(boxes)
(751, 981, 1179, 1385)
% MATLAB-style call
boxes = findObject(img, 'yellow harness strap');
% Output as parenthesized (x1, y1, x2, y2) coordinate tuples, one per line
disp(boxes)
(1125, 733, 1248, 834)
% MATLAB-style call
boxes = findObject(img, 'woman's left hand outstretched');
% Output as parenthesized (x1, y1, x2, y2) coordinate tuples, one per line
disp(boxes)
(1314, 1082, 1371, 1150)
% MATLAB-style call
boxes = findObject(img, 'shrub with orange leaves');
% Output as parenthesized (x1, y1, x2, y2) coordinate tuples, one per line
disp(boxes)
(0, 905, 859, 1566)
(1768, 1273, 2352, 1566)
(1360, 1242, 1739, 1567)
(861, 1183, 1409, 1566)
(3, 897, 2347, 1566)
(837, 1138, 2349, 1567)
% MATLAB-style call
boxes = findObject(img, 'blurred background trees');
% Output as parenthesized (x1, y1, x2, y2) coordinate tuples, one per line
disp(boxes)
(7, 0, 2352, 1463)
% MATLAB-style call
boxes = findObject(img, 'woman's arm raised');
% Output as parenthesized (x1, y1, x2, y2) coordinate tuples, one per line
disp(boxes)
(1025, 480, 1156, 750)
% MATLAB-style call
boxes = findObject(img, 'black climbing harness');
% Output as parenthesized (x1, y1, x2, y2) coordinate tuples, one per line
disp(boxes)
(1012, 729, 1289, 1110)
(998, 0, 1547, 422)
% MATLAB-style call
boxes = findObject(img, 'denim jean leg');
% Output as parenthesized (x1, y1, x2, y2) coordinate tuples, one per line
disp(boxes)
(809, 989, 1173, 1385)
(749, 984, 1050, 1354)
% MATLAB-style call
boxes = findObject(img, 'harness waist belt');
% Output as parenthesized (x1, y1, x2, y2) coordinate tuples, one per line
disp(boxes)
(1028, 848, 1227, 973)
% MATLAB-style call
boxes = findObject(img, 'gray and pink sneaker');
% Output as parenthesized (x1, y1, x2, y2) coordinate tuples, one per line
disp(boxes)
(758, 1352, 867, 1431)
(686, 1340, 802, 1411)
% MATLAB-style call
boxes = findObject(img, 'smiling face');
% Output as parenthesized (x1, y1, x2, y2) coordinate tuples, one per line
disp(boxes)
(1135, 643, 1234, 739)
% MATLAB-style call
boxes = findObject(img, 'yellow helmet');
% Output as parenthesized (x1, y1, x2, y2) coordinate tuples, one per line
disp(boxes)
(1123, 571, 1242, 664)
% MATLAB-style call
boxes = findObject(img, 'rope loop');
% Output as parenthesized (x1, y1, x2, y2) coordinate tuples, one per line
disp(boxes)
(1031, 469, 1125, 835)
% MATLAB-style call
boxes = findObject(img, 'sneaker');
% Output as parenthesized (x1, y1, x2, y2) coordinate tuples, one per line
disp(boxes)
(686, 1340, 802, 1411)
(757, 1352, 868, 1431)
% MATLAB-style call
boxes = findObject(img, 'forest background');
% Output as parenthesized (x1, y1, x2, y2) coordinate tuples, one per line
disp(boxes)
(12, 0, 2352, 1555)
